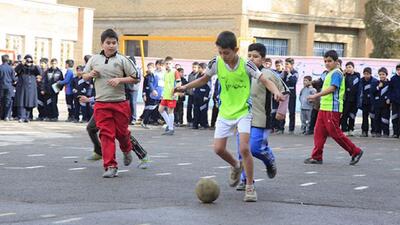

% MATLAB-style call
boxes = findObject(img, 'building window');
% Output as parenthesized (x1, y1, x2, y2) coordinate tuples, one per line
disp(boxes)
(60, 40, 74, 67)
(35, 38, 51, 63)
(5, 34, 24, 56)
(124, 35, 148, 57)
(256, 38, 288, 56)
(313, 42, 345, 57)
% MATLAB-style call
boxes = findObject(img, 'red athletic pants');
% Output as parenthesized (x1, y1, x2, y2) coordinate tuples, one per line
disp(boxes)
(311, 110, 361, 160)
(94, 101, 132, 169)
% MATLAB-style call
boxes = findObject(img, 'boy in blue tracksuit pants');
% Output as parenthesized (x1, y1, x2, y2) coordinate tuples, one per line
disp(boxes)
(58, 59, 75, 121)
(236, 43, 286, 190)
(389, 64, 400, 138)
(358, 67, 378, 137)
(371, 67, 390, 137)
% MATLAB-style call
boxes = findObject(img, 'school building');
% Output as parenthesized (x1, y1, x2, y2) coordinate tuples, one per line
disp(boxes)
(0, 0, 94, 65)
(58, 0, 372, 60)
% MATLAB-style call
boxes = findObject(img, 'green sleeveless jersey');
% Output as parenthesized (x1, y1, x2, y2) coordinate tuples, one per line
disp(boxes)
(320, 68, 345, 112)
(217, 56, 251, 120)
(162, 69, 176, 100)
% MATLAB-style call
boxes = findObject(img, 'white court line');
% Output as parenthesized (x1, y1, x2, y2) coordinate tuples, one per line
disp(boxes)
(300, 182, 316, 187)
(53, 217, 82, 224)
(0, 163, 5, 166)
(25, 166, 45, 169)
(335, 157, 344, 159)
(40, 214, 56, 218)
(374, 158, 383, 161)
(156, 173, 171, 176)
(354, 186, 369, 190)
(0, 212, 16, 217)
(392, 168, 400, 171)
(0, 152, 9, 155)
(214, 166, 230, 169)
(4, 167, 24, 170)
(353, 174, 366, 177)
(63, 156, 79, 159)
(118, 170, 129, 173)
(68, 167, 86, 171)
(27, 154, 45, 157)
(177, 163, 192, 166)
(254, 179, 265, 182)
(201, 175, 216, 179)
(305, 171, 318, 174)
(149, 155, 168, 158)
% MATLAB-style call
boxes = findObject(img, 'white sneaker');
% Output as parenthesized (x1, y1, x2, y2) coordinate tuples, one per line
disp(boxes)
(229, 163, 242, 187)
(244, 185, 257, 202)
(102, 167, 118, 178)
(123, 151, 133, 166)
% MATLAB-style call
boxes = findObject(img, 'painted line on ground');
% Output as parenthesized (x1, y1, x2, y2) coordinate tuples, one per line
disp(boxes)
(300, 182, 316, 187)
(27, 154, 45, 157)
(0, 212, 16, 217)
(4, 167, 24, 170)
(374, 158, 383, 161)
(53, 217, 82, 224)
(149, 155, 168, 158)
(305, 171, 318, 174)
(354, 186, 369, 190)
(0, 152, 9, 155)
(254, 179, 265, 182)
(118, 169, 129, 173)
(156, 173, 171, 176)
(25, 166, 45, 169)
(214, 166, 230, 169)
(201, 175, 216, 179)
(68, 167, 86, 171)
(40, 214, 57, 218)
(353, 174, 366, 177)
(63, 156, 79, 159)
(177, 163, 192, 166)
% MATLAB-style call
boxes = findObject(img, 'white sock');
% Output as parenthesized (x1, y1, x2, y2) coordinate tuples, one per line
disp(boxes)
(161, 111, 169, 127)
(168, 113, 174, 130)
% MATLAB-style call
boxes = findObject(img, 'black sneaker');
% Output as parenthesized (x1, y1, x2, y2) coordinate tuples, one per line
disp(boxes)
(360, 132, 368, 137)
(304, 158, 323, 164)
(266, 161, 277, 179)
(391, 134, 399, 138)
(350, 150, 363, 165)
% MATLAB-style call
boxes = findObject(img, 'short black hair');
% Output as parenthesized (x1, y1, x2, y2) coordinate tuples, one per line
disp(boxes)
(396, 64, 400, 70)
(378, 67, 388, 75)
(265, 58, 272, 63)
(363, 67, 372, 74)
(285, 58, 295, 65)
(1, 55, 9, 63)
(324, 50, 339, 61)
(303, 75, 312, 81)
(345, 61, 355, 68)
(65, 59, 74, 68)
(215, 31, 237, 50)
(199, 62, 207, 69)
(84, 55, 92, 64)
(147, 62, 154, 67)
(338, 59, 343, 66)
(165, 56, 173, 62)
(101, 29, 118, 43)
(50, 58, 57, 63)
(177, 68, 184, 73)
(192, 61, 199, 66)
(248, 43, 266, 58)
(155, 59, 164, 65)
(275, 59, 283, 64)
(39, 58, 48, 64)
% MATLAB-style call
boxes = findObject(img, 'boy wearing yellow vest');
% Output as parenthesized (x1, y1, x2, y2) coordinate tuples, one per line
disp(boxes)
(305, 50, 363, 165)
(176, 31, 283, 202)
(158, 56, 181, 135)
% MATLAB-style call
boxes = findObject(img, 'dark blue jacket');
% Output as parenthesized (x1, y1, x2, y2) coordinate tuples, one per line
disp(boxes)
(142, 73, 151, 99)
(194, 74, 210, 102)
(371, 80, 390, 108)
(0, 63, 16, 90)
(389, 74, 400, 105)
(344, 72, 361, 102)
(282, 69, 298, 96)
(42, 67, 63, 95)
(358, 76, 378, 109)
(148, 72, 162, 100)
(14, 63, 41, 107)
(72, 76, 92, 99)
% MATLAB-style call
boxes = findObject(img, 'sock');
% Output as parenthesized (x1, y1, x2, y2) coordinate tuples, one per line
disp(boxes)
(161, 111, 169, 128)
(168, 113, 174, 130)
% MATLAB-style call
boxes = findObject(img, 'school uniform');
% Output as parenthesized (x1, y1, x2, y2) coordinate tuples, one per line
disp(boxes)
(0, 63, 16, 120)
(282, 69, 298, 132)
(299, 86, 316, 134)
(41, 67, 63, 120)
(72, 76, 92, 122)
(371, 80, 390, 136)
(58, 68, 75, 121)
(358, 76, 378, 136)
(341, 72, 361, 132)
(389, 74, 400, 137)
(174, 76, 187, 125)
(193, 74, 210, 129)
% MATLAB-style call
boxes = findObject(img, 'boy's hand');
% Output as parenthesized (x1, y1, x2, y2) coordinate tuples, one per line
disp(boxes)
(274, 92, 285, 101)
(132, 77, 140, 84)
(89, 70, 99, 78)
(276, 113, 285, 121)
(308, 94, 318, 101)
(143, 95, 147, 102)
(79, 95, 90, 103)
(151, 90, 158, 97)
(174, 86, 186, 93)
(378, 82, 383, 88)
(107, 78, 121, 87)
(40, 91, 45, 95)
(386, 99, 390, 105)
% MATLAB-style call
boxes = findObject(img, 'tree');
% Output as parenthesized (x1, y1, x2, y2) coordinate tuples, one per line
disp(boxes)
(364, 0, 400, 58)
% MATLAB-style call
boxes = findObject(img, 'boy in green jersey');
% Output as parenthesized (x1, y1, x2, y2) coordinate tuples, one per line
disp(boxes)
(176, 31, 283, 202)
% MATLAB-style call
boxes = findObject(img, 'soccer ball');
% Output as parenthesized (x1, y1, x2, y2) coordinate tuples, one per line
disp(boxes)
(195, 178, 220, 203)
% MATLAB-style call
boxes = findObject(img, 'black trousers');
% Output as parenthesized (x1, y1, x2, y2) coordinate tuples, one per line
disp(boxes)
(211, 100, 219, 127)
(0, 89, 12, 120)
(309, 108, 319, 134)
(142, 99, 160, 125)
(44, 95, 60, 119)
(65, 94, 75, 119)
(341, 101, 358, 132)
(186, 95, 194, 123)
(174, 100, 184, 124)
(283, 94, 296, 132)
(37, 93, 47, 119)
(374, 105, 390, 135)
(392, 103, 400, 136)
(193, 97, 209, 128)
(361, 104, 374, 134)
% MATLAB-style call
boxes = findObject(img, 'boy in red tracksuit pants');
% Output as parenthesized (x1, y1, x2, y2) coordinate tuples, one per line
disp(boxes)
(305, 50, 363, 166)
(83, 29, 139, 178)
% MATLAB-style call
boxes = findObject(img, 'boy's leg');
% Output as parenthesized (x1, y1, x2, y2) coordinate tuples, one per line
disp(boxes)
(310, 111, 329, 161)
(361, 107, 369, 134)
(200, 102, 209, 127)
(325, 111, 362, 157)
(382, 106, 390, 136)
(114, 101, 133, 153)
(340, 101, 350, 132)
(392, 103, 400, 137)
(86, 115, 102, 156)
(193, 100, 201, 128)
(167, 107, 175, 130)
(300, 110, 306, 133)
(375, 108, 382, 135)
(305, 109, 312, 134)
(288, 95, 296, 132)
(186, 95, 194, 125)
(239, 132, 254, 186)
(73, 99, 80, 121)
(369, 108, 376, 135)
(159, 104, 169, 127)
(66, 95, 74, 120)
(94, 102, 117, 169)
(348, 104, 358, 132)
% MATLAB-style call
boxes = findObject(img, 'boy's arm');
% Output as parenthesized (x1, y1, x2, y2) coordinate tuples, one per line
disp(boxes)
(176, 75, 210, 92)
(259, 75, 284, 101)
(58, 70, 73, 85)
